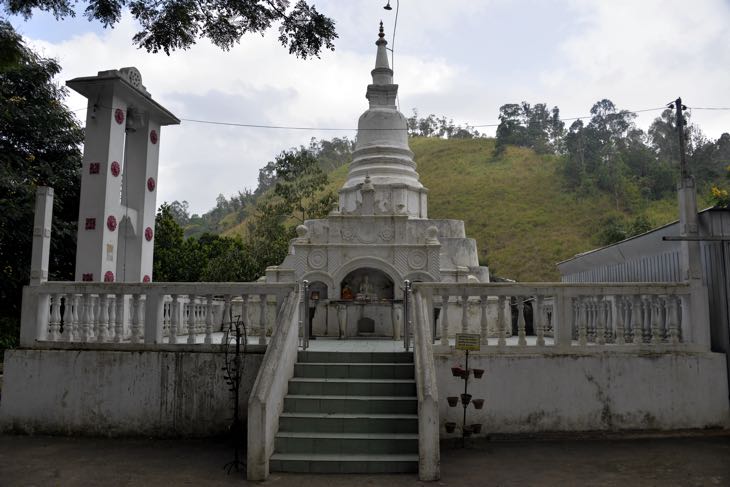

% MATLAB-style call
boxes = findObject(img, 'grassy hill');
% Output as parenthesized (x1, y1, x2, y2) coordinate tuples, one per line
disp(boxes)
(223, 137, 695, 281)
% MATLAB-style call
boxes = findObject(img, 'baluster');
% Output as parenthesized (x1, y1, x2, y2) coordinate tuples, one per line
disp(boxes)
(113, 293, 124, 342)
(61, 294, 72, 341)
(679, 294, 690, 343)
(169, 294, 179, 344)
(69, 294, 80, 342)
(668, 296, 680, 344)
(497, 295, 506, 348)
(578, 297, 588, 346)
(460, 293, 469, 334)
(614, 296, 625, 345)
(221, 295, 232, 344)
(659, 294, 670, 342)
(89, 294, 98, 340)
(187, 294, 197, 344)
(517, 296, 526, 346)
(572, 299, 580, 340)
(650, 296, 661, 344)
(631, 296, 642, 344)
(259, 294, 267, 345)
(108, 295, 116, 341)
(480, 294, 489, 345)
(80, 294, 92, 342)
(128, 294, 140, 343)
(596, 296, 606, 345)
(241, 294, 249, 339)
(204, 295, 214, 344)
(641, 296, 651, 342)
(590, 298, 598, 342)
(47, 294, 61, 341)
(440, 293, 450, 346)
(535, 295, 545, 346)
(96, 294, 109, 342)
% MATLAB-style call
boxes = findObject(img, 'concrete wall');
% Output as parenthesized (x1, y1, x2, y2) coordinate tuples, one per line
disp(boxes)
(0, 349, 263, 436)
(436, 351, 729, 434)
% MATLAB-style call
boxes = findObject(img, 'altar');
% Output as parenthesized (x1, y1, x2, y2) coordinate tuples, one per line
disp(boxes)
(310, 299, 403, 339)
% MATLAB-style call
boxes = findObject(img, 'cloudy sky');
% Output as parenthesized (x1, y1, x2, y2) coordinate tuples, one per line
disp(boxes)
(9, 0, 730, 215)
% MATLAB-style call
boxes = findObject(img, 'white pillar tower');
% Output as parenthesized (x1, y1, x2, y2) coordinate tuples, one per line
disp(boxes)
(68, 68, 179, 283)
(339, 22, 428, 218)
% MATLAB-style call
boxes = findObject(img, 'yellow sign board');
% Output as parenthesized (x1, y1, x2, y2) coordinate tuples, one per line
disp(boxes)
(455, 333, 481, 351)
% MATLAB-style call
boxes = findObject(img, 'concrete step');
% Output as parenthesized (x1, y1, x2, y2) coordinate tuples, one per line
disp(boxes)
(284, 395, 417, 415)
(278, 412, 418, 434)
(274, 431, 419, 455)
(297, 351, 413, 364)
(269, 453, 419, 474)
(288, 377, 416, 396)
(293, 362, 414, 379)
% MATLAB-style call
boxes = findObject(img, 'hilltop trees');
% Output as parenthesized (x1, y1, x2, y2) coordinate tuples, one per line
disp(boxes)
(0, 21, 83, 349)
(1, 0, 337, 57)
(493, 102, 564, 156)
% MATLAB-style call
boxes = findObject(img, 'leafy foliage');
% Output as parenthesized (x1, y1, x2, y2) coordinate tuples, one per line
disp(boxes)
(0, 21, 83, 352)
(493, 102, 564, 156)
(1, 0, 337, 56)
(406, 109, 481, 139)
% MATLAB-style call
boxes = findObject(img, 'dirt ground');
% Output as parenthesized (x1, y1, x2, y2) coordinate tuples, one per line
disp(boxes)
(0, 433, 729, 486)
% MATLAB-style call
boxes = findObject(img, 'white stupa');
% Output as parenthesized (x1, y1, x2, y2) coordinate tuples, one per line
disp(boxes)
(266, 24, 491, 338)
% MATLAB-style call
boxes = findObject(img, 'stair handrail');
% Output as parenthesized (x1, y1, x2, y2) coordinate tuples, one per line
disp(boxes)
(247, 288, 301, 481)
(412, 287, 441, 481)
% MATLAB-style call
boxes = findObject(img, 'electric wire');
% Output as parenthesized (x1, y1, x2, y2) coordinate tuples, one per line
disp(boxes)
(68, 104, 728, 132)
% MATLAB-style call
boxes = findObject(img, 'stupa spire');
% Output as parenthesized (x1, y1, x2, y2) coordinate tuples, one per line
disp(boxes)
(373, 21, 393, 85)
(338, 22, 428, 219)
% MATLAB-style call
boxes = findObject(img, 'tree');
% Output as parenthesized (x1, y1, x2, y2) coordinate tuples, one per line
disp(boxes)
(2, 0, 337, 57)
(0, 21, 84, 350)
(270, 148, 335, 223)
(493, 102, 562, 156)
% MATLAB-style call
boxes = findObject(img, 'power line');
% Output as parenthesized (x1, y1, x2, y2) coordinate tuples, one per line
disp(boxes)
(68, 104, 727, 132)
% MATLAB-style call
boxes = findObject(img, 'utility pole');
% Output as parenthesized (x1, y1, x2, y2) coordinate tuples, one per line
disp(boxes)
(673, 97, 689, 180)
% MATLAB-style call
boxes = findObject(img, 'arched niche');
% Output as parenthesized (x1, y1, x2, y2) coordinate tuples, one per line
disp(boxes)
(340, 267, 395, 301)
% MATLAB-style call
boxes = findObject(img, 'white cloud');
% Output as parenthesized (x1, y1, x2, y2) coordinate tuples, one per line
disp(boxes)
(17, 0, 730, 213)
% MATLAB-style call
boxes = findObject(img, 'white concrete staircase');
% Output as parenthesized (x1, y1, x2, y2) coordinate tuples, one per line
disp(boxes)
(269, 350, 419, 474)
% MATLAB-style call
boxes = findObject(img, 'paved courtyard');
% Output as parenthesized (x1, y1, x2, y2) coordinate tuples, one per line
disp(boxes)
(0, 433, 728, 486)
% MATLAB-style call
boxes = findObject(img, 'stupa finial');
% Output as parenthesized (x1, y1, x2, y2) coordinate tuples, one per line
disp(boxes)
(378, 21, 385, 39)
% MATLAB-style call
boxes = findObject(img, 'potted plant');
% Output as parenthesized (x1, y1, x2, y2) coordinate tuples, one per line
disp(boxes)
(472, 368, 484, 379)
(451, 365, 466, 378)
(460, 393, 472, 405)
(445, 422, 456, 433)
(447, 396, 459, 407)
(472, 398, 484, 409)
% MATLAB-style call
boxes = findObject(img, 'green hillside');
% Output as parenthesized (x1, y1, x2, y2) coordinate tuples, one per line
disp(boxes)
(224, 137, 694, 281)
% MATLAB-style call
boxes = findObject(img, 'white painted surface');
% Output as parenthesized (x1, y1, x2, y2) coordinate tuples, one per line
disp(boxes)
(435, 351, 729, 434)
(0, 348, 262, 436)
(247, 291, 300, 480)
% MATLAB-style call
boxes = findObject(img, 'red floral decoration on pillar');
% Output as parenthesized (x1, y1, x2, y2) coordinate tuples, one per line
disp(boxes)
(114, 108, 125, 125)
(89, 162, 100, 174)
(145, 227, 154, 241)
(110, 161, 120, 177)
(143, 275, 151, 283)
(104, 271, 115, 282)
(147, 177, 156, 192)
(107, 215, 117, 231)
(85, 218, 96, 230)
(82, 273, 93, 282)
(149, 129, 158, 144)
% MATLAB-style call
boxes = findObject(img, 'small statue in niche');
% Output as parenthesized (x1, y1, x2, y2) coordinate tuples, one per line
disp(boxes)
(360, 276, 373, 298)
(341, 283, 354, 300)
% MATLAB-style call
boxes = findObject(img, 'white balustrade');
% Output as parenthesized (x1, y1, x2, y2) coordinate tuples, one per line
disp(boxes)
(22, 282, 296, 348)
(411, 282, 705, 352)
